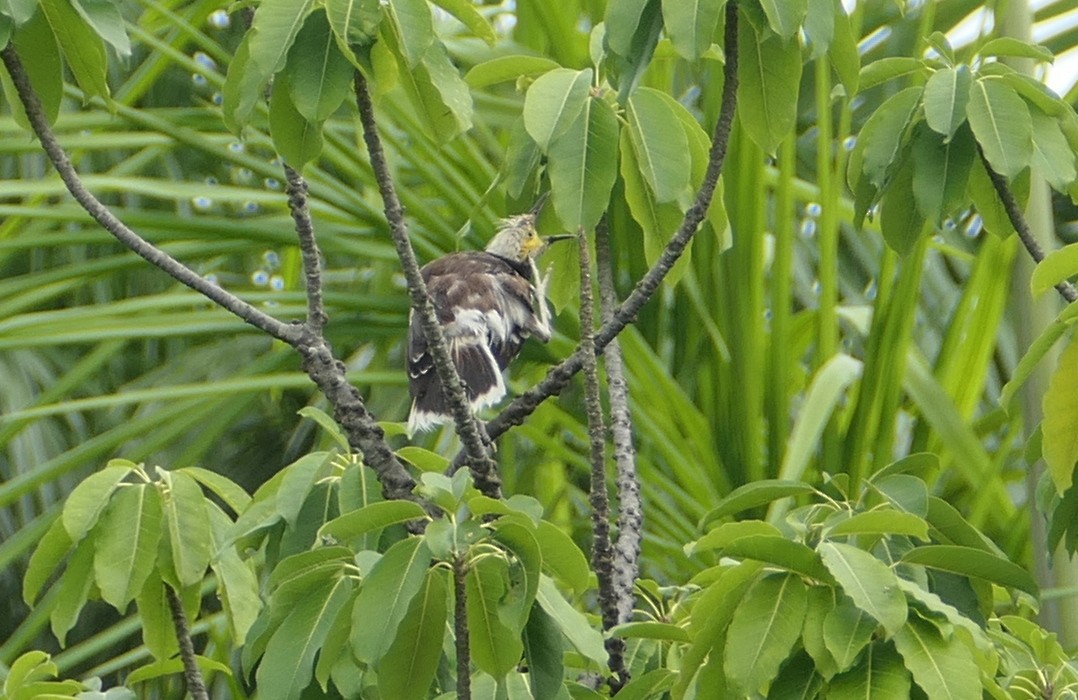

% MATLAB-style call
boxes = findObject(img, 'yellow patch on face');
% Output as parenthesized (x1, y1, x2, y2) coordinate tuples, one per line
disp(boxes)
(521, 234, 544, 256)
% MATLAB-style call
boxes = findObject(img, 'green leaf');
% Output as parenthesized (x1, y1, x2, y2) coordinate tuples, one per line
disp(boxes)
(1030, 108, 1076, 193)
(911, 124, 975, 224)
(895, 578, 991, 651)
(534, 520, 590, 594)
(385, 0, 432, 68)
(62, 463, 133, 542)
(5, 10, 63, 128)
(137, 572, 177, 661)
(523, 68, 592, 151)
(967, 77, 1031, 178)
(3, 651, 55, 693)
(377, 568, 448, 700)
(351, 537, 433, 664)
(23, 515, 72, 606)
(161, 471, 211, 588)
(536, 575, 608, 669)
(823, 594, 877, 671)
(966, 154, 1027, 237)
(284, 9, 354, 122)
(207, 505, 261, 646)
(221, 33, 265, 133)
(828, 644, 911, 699)
(606, 0, 663, 101)
(721, 535, 833, 581)
(900, 545, 1038, 596)
(689, 520, 783, 554)
(700, 480, 816, 528)
(880, 158, 925, 255)
(977, 37, 1053, 63)
(549, 96, 619, 232)
(277, 452, 332, 527)
(827, 510, 929, 540)
(801, 586, 840, 680)
(724, 573, 808, 696)
(925, 497, 999, 554)
(503, 118, 540, 199)
(858, 86, 922, 189)
(778, 354, 862, 481)
(660, 0, 724, 60)
(50, 534, 96, 645)
(523, 606, 566, 700)
(325, 0, 381, 53)
(818, 542, 907, 635)
(1032, 244, 1078, 299)
(759, 0, 806, 39)
(0, 0, 36, 24)
(627, 88, 691, 203)
(414, 40, 473, 136)
(94, 484, 163, 611)
(39, 0, 110, 102)
(610, 621, 690, 642)
(270, 71, 325, 170)
(468, 554, 525, 678)
(892, 615, 979, 700)
(320, 500, 428, 542)
(857, 57, 924, 93)
(615, 669, 676, 700)
(70, 0, 130, 57)
(248, 0, 316, 76)
(923, 66, 971, 138)
(179, 466, 251, 515)
(430, 0, 496, 45)
(803, 0, 833, 58)
(256, 575, 354, 700)
(492, 517, 543, 634)
(737, 18, 802, 155)
(126, 656, 232, 685)
(269, 547, 353, 594)
(604, 0, 651, 57)
(465, 55, 561, 88)
(828, 0, 859, 94)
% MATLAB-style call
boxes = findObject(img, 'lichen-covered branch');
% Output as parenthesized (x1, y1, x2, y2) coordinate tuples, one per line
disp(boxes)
(353, 71, 502, 498)
(285, 165, 328, 332)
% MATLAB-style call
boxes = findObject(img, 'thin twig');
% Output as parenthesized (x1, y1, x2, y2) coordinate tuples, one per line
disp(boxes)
(978, 148, 1078, 304)
(465, 0, 741, 452)
(596, 218, 642, 627)
(453, 556, 471, 700)
(352, 71, 502, 498)
(285, 165, 328, 332)
(578, 230, 627, 690)
(165, 585, 209, 700)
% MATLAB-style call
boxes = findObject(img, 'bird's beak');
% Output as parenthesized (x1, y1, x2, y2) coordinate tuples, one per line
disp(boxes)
(543, 234, 574, 244)
(529, 192, 550, 217)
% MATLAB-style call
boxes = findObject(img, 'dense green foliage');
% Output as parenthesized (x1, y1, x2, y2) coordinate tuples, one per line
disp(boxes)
(5, 0, 1078, 698)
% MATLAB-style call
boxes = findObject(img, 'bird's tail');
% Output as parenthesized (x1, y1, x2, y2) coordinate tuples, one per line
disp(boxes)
(407, 341, 505, 434)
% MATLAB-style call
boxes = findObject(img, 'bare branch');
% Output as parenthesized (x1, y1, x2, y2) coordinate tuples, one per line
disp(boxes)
(353, 70, 501, 498)
(978, 148, 1078, 304)
(596, 218, 642, 627)
(453, 556, 471, 700)
(284, 165, 328, 332)
(479, 1, 741, 445)
(166, 585, 209, 700)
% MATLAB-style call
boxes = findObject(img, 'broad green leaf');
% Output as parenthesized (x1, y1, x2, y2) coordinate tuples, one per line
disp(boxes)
(604, 0, 651, 56)
(823, 595, 877, 671)
(926, 31, 955, 65)
(827, 510, 929, 540)
(319, 500, 428, 542)
(325, 0, 381, 51)
(377, 568, 448, 700)
(661, 0, 724, 60)
(3, 651, 55, 692)
(0, 10, 9, 43)
(386, 0, 432, 68)
(803, 0, 833, 59)
(523, 606, 566, 700)
(430, 0, 496, 45)
(70, 0, 130, 56)
(179, 467, 251, 515)
(829, 0, 859, 93)
(893, 615, 979, 700)
(874, 475, 928, 517)
(880, 158, 925, 255)
(549, 96, 618, 232)
(1, 0, 36, 23)
(270, 71, 325, 170)
(895, 578, 991, 651)
(207, 505, 261, 646)
(534, 521, 590, 594)
(221, 33, 265, 133)
(923, 66, 971, 138)
(801, 586, 840, 681)
(468, 554, 524, 678)
(256, 575, 354, 700)
(5, 9, 62, 128)
(23, 515, 72, 606)
(313, 589, 356, 690)
(767, 651, 823, 699)
(268, 547, 353, 594)
(966, 154, 1028, 237)
(858, 87, 922, 189)
(276, 452, 332, 527)
(924, 497, 999, 554)
(610, 621, 690, 642)
(351, 537, 432, 664)
(911, 124, 975, 223)
(967, 77, 1031, 178)
(161, 471, 211, 588)
(94, 484, 163, 611)
(616, 669, 676, 700)
(465, 55, 561, 88)
(523, 68, 592, 151)
(627, 87, 691, 203)
(50, 534, 96, 645)
(724, 573, 808, 696)
(414, 40, 473, 136)
(689, 520, 783, 554)
(722, 536, 832, 581)
(759, 0, 806, 39)
(492, 518, 542, 634)
(700, 480, 816, 527)
(62, 463, 133, 542)
(857, 57, 924, 93)
(248, 0, 316, 75)
(285, 9, 354, 122)
(778, 354, 862, 481)
(137, 572, 178, 661)
(977, 37, 1053, 63)
(828, 644, 911, 699)
(818, 542, 907, 635)
(536, 575, 608, 669)
(1032, 243, 1078, 299)
(870, 453, 940, 482)
(901, 545, 1038, 596)
(1030, 108, 1076, 193)
(39, 0, 110, 102)
(737, 19, 802, 154)
(126, 656, 232, 685)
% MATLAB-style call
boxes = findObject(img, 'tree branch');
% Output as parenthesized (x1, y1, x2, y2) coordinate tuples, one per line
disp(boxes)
(285, 165, 328, 332)
(477, 1, 741, 446)
(596, 218, 642, 627)
(165, 585, 209, 700)
(578, 230, 627, 690)
(453, 556, 471, 700)
(978, 148, 1078, 304)
(353, 70, 502, 498)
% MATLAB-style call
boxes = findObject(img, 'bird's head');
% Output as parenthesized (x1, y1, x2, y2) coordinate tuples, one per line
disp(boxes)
(485, 197, 572, 261)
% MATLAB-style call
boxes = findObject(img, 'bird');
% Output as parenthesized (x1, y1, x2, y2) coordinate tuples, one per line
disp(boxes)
(406, 202, 570, 434)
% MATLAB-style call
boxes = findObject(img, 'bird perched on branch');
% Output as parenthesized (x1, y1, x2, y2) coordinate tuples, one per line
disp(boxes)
(407, 201, 570, 434)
